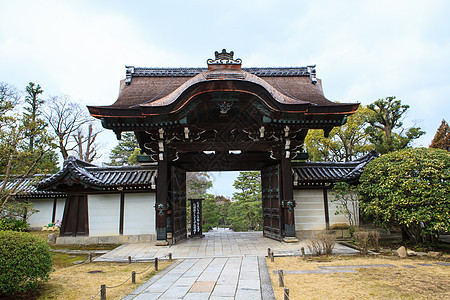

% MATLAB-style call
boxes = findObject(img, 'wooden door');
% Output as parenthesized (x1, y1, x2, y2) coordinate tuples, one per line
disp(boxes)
(60, 194, 88, 237)
(170, 166, 187, 244)
(261, 164, 283, 240)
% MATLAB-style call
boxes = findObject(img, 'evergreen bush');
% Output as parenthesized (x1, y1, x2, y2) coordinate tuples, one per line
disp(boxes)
(0, 217, 29, 232)
(0, 231, 52, 297)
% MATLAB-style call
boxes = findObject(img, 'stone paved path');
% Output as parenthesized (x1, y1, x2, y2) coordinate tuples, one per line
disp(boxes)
(112, 229, 358, 299)
(97, 229, 358, 262)
(123, 256, 274, 300)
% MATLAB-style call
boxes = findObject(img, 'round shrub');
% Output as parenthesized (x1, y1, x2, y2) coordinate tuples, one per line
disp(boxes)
(0, 217, 29, 232)
(0, 231, 53, 297)
(358, 147, 450, 242)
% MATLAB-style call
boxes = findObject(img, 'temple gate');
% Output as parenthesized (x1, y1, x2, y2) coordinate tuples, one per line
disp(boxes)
(88, 50, 358, 245)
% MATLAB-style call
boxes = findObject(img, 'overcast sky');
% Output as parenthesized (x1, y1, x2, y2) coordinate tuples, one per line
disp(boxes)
(1, 0, 449, 197)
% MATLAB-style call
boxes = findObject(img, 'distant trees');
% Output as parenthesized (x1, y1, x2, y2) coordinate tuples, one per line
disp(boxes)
(430, 119, 450, 150)
(186, 172, 212, 199)
(44, 95, 102, 163)
(107, 132, 139, 166)
(228, 171, 262, 231)
(44, 95, 90, 160)
(72, 124, 101, 163)
(201, 194, 221, 231)
(216, 195, 231, 226)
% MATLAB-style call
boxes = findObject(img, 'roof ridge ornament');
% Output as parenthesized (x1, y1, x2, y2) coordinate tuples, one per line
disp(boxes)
(207, 49, 242, 66)
(307, 65, 317, 84)
(125, 65, 135, 85)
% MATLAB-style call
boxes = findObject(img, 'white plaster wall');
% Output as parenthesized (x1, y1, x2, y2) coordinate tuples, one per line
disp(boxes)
(55, 198, 66, 222)
(294, 189, 326, 230)
(28, 199, 53, 227)
(328, 193, 359, 227)
(124, 193, 155, 235)
(88, 194, 120, 236)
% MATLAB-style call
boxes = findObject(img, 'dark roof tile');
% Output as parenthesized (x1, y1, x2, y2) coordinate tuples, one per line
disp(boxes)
(292, 151, 378, 186)
(38, 156, 157, 192)
(0, 175, 66, 198)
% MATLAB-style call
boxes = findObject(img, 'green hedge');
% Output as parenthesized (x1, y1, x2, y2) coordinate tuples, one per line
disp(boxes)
(0, 217, 29, 232)
(0, 231, 53, 296)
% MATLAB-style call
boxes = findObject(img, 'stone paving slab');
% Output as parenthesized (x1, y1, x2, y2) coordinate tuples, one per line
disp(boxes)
(211, 284, 237, 297)
(123, 256, 270, 299)
(189, 281, 216, 293)
(434, 262, 450, 266)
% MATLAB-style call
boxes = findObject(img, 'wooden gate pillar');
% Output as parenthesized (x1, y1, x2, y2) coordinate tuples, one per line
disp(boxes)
(281, 156, 297, 241)
(155, 159, 168, 245)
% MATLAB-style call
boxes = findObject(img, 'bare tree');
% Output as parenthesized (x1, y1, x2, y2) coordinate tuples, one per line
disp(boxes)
(44, 95, 91, 159)
(72, 123, 102, 162)
(0, 82, 21, 116)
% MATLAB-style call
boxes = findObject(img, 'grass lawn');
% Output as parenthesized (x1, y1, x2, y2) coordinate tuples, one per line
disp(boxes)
(35, 260, 172, 299)
(267, 255, 450, 300)
(23, 230, 173, 299)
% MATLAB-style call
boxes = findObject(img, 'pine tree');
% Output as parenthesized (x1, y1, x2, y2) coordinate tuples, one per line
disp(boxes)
(23, 82, 45, 151)
(19, 82, 58, 174)
(228, 171, 262, 231)
(108, 132, 139, 166)
(365, 96, 425, 154)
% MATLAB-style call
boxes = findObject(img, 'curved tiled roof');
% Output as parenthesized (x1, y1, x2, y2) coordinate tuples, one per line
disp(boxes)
(292, 151, 378, 186)
(38, 156, 157, 192)
(129, 67, 309, 77)
(0, 175, 66, 198)
(110, 67, 330, 109)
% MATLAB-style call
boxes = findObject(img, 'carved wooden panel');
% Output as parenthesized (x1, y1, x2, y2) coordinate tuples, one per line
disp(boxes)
(170, 166, 187, 244)
(261, 164, 283, 241)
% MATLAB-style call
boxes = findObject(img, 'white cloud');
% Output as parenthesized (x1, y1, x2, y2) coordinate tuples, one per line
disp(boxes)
(1, 0, 449, 166)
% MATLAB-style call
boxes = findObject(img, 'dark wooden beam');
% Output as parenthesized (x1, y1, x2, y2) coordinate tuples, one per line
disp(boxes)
(52, 197, 57, 224)
(281, 156, 293, 201)
(119, 193, 124, 235)
(323, 188, 330, 230)
(173, 152, 276, 171)
(170, 141, 278, 152)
